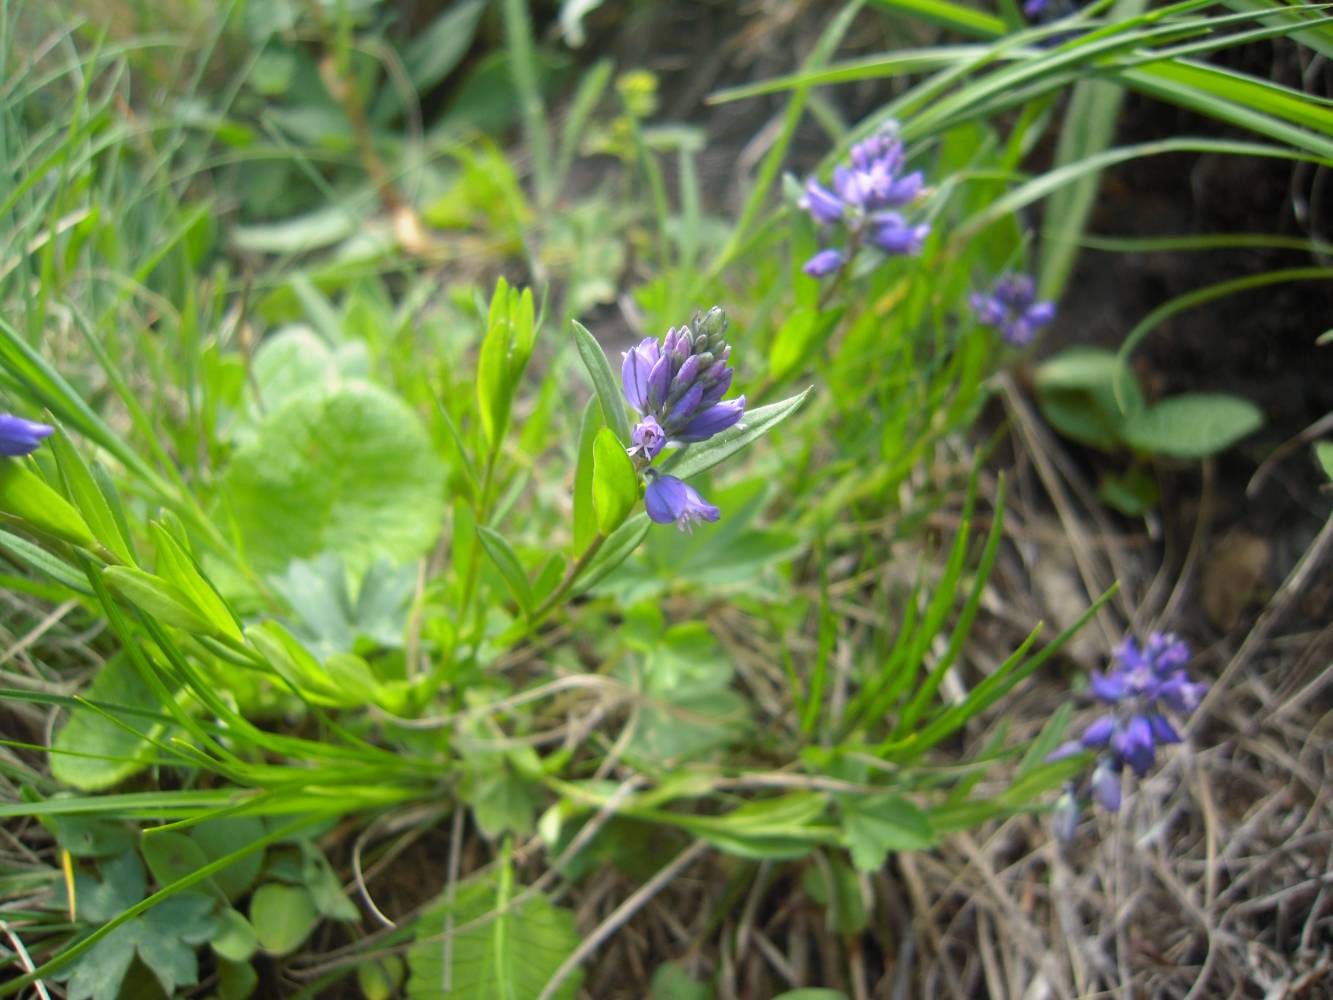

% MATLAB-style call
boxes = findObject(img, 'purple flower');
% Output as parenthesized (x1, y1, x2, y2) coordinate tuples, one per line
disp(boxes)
(1079, 714, 1116, 749)
(644, 474, 719, 532)
(630, 417, 666, 461)
(971, 272, 1056, 346)
(797, 122, 930, 276)
(1052, 631, 1207, 823)
(0, 414, 54, 457)
(677, 397, 746, 442)
(803, 249, 846, 279)
(619, 308, 745, 447)
(800, 180, 844, 225)
(1113, 716, 1156, 777)
(868, 215, 929, 256)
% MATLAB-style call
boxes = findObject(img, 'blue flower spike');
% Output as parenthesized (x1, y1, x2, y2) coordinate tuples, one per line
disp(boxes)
(798, 122, 931, 279)
(970, 273, 1056, 346)
(1050, 632, 1207, 839)
(0, 414, 54, 457)
(620, 308, 747, 528)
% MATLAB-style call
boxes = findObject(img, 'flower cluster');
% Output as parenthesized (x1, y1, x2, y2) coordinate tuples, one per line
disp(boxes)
(970, 274, 1055, 346)
(0, 414, 53, 457)
(621, 308, 745, 531)
(1051, 633, 1207, 838)
(799, 124, 931, 279)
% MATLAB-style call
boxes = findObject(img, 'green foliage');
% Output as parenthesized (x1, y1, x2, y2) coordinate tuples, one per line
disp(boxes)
(1037, 348, 1264, 469)
(1, 0, 1323, 993)
(221, 382, 445, 579)
(406, 872, 583, 999)
(61, 852, 218, 1000)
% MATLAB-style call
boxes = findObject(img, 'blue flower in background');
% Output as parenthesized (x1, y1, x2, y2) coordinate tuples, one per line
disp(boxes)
(798, 123, 931, 279)
(0, 414, 53, 456)
(1050, 632, 1207, 834)
(970, 273, 1056, 345)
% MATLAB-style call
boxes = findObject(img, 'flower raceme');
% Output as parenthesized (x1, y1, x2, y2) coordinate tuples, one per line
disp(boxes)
(798, 124, 931, 279)
(0, 414, 54, 457)
(1050, 633, 1207, 832)
(620, 308, 745, 530)
(970, 273, 1056, 346)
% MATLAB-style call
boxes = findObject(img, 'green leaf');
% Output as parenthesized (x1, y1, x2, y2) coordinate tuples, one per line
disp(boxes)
(1121, 393, 1264, 458)
(190, 816, 266, 902)
(772, 991, 850, 1000)
(650, 962, 713, 1000)
(402, 0, 487, 90)
(103, 566, 217, 635)
(838, 793, 935, 872)
(476, 525, 534, 616)
(768, 308, 842, 384)
(462, 758, 541, 839)
(662, 388, 812, 480)
(138, 893, 218, 994)
(212, 908, 259, 963)
(406, 875, 582, 999)
(51, 653, 166, 791)
(592, 427, 638, 535)
(617, 624, 749, 764)
(221, 382, 445, 579)
(572, 399, 603, 554)
(0, 459, 96, 547)
(358, 955, 406, 1000)
(217, 958, 258, 1000)
(231, 204, 363, 254)
(49, 430, 134, 564)
(141, 832, 222, 901)
(249, 882, 318, 956)
(1316, 441, 1333, 481)
(64, 923, 136, 1000)
(149, 523, 243, 644)
(572, 319, 631, 445)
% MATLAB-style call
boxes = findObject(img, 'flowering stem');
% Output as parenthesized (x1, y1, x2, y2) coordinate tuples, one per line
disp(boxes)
(530, 531, 606, 626)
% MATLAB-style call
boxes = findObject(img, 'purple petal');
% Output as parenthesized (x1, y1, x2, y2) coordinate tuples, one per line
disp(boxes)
(803, 249, 846, 278)
(1046, 740, 1083, 763)
(677, 397, 745, 443)
(672, 354, 701, 394)
(884, 171, 924, 206)
(644, 474, 720, 532)
(1025, 301, 1056, 328)
(699, 367, 734, 408)
(869, 219, 929, 256)
(630, 417, 666, 461)
(1080, 714, 1116, 749)
(621, 339, 660, 412)
(646, 354, 671, 412)
(1113, 716, 1156, 777)
(664, 382, 703, 432)
(1148, 714, 1181, 745)
(0, 414, 55, 457)
(1089, 670, 1127, 703)
(1091, 761, 1122, 811)
(800, 180, 845, 225)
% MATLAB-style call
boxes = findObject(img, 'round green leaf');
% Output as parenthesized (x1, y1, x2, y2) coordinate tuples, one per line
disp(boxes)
(1120, 393, 1263, 459)
(249, 882, 318, 956)
(211, 908, 259, 963)
(221, 382, 445, 578)
(189, 816, 266, 902)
